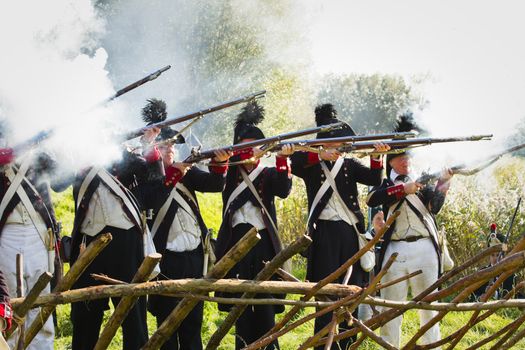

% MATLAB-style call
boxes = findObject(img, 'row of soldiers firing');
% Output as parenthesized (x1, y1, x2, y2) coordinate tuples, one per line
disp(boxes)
(0, 95, 506, 350)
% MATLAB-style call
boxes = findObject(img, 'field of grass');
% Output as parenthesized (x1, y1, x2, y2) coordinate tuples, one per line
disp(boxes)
(48, 189, 525, 349)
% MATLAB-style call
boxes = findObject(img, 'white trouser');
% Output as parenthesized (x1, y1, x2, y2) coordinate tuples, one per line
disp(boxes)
(0, 331, 9, 350)
(380, 238, 441, 349)
(0, 224, 54, 350)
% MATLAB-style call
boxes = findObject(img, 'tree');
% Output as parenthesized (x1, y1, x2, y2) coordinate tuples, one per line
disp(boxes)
(316, 73, 418, 134)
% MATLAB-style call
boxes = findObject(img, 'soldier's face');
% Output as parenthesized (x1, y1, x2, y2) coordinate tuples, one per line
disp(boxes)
(389, 155, 411, 175)
(159, 144, 176, 167)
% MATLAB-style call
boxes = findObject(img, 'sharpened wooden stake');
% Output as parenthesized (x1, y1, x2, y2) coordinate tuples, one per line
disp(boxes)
(206, 234, 311, 350)
(7, 272, 52, 338)
(94, 253, 162, 350)
(24, 232, 112, 348)
(243, 211, 399, 350)
(142, 228, 260, 350)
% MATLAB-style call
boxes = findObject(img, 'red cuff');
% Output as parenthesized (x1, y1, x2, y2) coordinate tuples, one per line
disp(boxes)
(0, 148, 14, 165)
(307, 152, 320, 165)
(386, 184, 405, 200)
(209, 162, 228, 174)
(233, 148, 254, 162)
(144, 146, 161, 163)
(164, 166, 183, 187)
(370, 157, 383, 169)
(276, 156, 290, 174)
(0, 302, 12, 331)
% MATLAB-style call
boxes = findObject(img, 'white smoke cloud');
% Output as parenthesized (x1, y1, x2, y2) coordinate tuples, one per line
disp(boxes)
(0, 0, 126, 169)
(306, 0, 525, 172)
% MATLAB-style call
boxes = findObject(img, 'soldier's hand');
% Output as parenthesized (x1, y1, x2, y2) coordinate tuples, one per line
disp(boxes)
(142, 127, 161, 144)
(212, 150, 232, 163)
(440, 168, 454, 182)
(319, 149, 341, 161)
(277, 144, 295, 157)
(252, 147, 266, 159)
(404, 181, 423, 194)
(372, 211, 386, 233)
(172, 162, 192, 176)
(373, 142, 390, 153)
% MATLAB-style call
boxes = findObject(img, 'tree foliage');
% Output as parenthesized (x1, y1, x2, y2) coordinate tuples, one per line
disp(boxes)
(317, 73, 417, 134)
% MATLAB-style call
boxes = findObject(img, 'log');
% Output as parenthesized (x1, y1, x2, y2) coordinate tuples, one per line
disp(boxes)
(312, 244, 514, 348)
(401, 254, 525, 350)
(185, 294, 332, 308)
(351, 316, 396, 350)
(244, 211, 400, 350)
(444, 235, 525, 350)
(416, 281, 525, 350)
(142, 228, 260, 350)
(7, 272, 52, 338)
(464, 313, 525, 350)
(15, 254, 24, 350)
(498, 318, 525, 350)
(299, 253, 397, 350)
(206, 234, 311, 350)
(94, 253, 162, 350)
(24, 232, 112, 348)
(11, 279, 362, 308)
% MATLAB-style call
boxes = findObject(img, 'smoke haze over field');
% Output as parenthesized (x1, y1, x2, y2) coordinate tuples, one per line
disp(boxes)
(306, 0, 525, 168)
(1, 0, 525, 173)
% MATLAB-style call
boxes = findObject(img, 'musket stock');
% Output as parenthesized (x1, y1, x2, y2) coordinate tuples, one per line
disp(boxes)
(12, 130, 54, 156)
(125, 90, 266, 140)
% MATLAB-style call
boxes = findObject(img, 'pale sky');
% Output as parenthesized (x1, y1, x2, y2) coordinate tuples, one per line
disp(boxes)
(307, 0, 525, 142)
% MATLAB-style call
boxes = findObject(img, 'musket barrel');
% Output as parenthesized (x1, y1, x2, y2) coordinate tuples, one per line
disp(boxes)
(337, 134, 492, 152)
(125, 90, 266, 140)
(183, 129, 414, 164)
(108, 65, 172, 102)
(183, 123, 342, 163)
(289, 131, 417, 148)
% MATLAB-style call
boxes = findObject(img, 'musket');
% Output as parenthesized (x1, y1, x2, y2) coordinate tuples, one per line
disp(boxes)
(183, 128, 416, 164)
(11, 130, 54, 156)
(102, 65, 172, 104)
(503, 197, 521, 247)
(417, 142, 525, 185)
(124, 90, 266, 140)
(334, 134, 492, 154)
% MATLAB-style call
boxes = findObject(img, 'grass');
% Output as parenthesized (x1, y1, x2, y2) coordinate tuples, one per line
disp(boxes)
(48, 189, 525, 349)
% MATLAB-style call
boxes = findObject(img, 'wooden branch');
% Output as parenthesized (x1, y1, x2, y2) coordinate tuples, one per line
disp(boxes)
(351, 316, 396, 350)
(401, 254, 525, 350)
(15, 254, 24, 350)
(24, 232, 112, 348)
(416, 281, 525, 350)
(377, 270, 422, 290)
(498, 317, 525, 350)
(11, 279, 362, 309)
(185, 294, 332, 308)
(302, 253, 397, 350)
(94, 253, 162, 350)
(444, 235, 525, 350)
(91, 273, 127, 285)
(143, 228, 260, 350)
(206, 234, 311, 350)
(7, 272, 52, 338)
(312, 243, 512, 347)
(244, 211, 400, 350)
(464, 313, 525, 350)
(275, 267, 300, 283)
